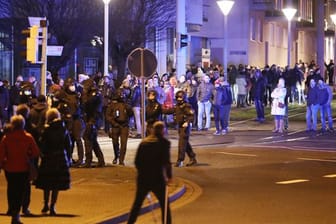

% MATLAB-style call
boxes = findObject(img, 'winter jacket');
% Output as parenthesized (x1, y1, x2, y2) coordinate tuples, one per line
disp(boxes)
(35, 119, 72, 191)
(0, 129, 40, 172)
(271, 87, 287, 116)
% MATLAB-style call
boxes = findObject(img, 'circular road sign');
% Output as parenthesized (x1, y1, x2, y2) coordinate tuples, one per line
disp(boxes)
(127, 48, 157, 78)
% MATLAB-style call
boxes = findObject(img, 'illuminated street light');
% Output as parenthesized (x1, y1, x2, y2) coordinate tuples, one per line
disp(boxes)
(217, 0, 234, 79)
(103, 0, 111, 77)
(282, 7, 297, 67)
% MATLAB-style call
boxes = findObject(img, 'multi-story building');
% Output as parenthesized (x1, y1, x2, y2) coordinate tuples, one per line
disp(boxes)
(153, 0, 333, 76)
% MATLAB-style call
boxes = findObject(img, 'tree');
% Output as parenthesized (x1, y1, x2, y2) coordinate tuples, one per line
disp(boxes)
(0, 0, 102, 75)
(108, 0, 175, 85)
(0, 0, 175, 84)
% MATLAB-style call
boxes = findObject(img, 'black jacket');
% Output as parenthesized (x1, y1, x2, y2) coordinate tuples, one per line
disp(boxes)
(135, 135, 172, 185)
(35, 119, 72, 191)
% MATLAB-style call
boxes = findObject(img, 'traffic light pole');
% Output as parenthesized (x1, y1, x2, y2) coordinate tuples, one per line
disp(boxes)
(176, 0, 187, 79)
(40, 20, 48, 96)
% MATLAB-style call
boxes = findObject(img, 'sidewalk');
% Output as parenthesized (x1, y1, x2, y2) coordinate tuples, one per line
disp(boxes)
(0, 130, 195, 224)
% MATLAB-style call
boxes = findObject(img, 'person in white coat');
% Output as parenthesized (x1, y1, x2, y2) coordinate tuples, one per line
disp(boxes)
(271, 78, 287, 133)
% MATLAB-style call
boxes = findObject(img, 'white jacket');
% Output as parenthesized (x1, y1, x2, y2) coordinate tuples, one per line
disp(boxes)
(271, 87, 286, 116)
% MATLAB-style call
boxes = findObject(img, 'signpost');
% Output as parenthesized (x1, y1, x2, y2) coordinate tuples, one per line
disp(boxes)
(127, 48, 158, 138)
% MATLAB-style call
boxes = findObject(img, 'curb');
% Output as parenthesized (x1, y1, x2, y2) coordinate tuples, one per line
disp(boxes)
(98, 184, 187, 224)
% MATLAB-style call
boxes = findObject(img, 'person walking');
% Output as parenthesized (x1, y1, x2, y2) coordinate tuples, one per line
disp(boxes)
(80, 79, 105, 168)
(127, 121, 172, 224)
(163, 90, 197, 167)
(271, 78, 287, 133)
(35, 108, 72, 216)
(0, 115, 40, 224)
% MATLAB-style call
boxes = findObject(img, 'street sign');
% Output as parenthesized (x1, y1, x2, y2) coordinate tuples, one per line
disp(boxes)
(28, 16, 46, 27)
(47, 46, 63, 56)
(127, 48, 157, 78)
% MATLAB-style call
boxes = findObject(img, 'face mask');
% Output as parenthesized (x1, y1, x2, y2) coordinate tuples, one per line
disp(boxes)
(24, 90, 31, 95)
(69, 85, 76, 92)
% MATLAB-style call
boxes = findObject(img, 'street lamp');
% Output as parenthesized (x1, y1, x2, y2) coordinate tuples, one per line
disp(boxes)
(217, 0, 234, 80)
(103, 0, 111, 77)
(282, 7, 297, 67)
(330, 13, 336, 87)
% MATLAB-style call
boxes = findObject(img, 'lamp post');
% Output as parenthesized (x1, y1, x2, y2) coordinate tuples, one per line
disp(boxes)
(103, 0, 111, 77)
(282, 7, 297, 67)
(330, 14, 336, 88)
(217, 0, 234, 80)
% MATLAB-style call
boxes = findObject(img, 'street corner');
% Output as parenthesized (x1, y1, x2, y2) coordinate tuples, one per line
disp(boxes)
(96, 177, 192, 224)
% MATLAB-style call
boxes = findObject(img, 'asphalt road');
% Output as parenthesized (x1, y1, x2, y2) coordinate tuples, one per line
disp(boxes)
(133, 117, 336, 224)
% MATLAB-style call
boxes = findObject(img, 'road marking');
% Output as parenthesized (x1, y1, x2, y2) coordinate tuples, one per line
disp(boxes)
(298, 157, 336, 163)
(323, 174, 336, 178)
(276, 179, 309, 184)
(214, 152, 257, 157)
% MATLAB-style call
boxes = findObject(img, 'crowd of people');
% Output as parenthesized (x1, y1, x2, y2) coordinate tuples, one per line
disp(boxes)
(0, 58, 334, 222)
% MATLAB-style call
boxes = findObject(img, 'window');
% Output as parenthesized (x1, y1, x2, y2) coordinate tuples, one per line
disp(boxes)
(84, 57, 98, 76)
(250, 17, 256, 41)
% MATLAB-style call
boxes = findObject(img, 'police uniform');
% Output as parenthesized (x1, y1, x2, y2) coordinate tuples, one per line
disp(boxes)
(63, 78, 85, 166)
(80, 79, 105, 168)
(164, 90, 197, 167)
(145, 90, 162, 136)
(105, 88, 133, 165)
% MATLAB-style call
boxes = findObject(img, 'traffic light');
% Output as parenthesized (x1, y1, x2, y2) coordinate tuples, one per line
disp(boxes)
(21, 25, 39, 63)
(180, 34, 188, 48)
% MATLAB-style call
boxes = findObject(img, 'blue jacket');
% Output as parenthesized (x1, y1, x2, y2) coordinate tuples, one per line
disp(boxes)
(306, 86, 319, 106)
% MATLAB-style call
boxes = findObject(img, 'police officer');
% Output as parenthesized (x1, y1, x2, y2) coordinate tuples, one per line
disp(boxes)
(63, 78, 85, 167)
(145, 89, 162, 136)
(164, 90, 197, 167)
(106, 88, 133, 166)
(80, 79, 105, 168)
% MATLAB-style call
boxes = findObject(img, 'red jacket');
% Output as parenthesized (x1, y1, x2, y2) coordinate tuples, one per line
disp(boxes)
(0, 130, 40, 172)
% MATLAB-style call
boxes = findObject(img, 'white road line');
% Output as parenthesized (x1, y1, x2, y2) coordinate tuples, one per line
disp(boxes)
(298, 157, 336, 163)
(214, 152, 257, 157)
(276, 179, 309, 184)
(323, 174, 336, 178)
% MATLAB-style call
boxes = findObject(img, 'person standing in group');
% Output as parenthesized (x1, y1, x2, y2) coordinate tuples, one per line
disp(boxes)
(80, 79, 105, 168)
(106, 88, 133, 165)
(271, 78, 287, 133)
(163, 90, 197, 167)
(319, 80, 334, 132)
(252, 69, 266, 123)
(305, 79, 319, 132)
(63, 78, 85, 167)
(145, 89, 162, 136)
(131, 77, 142, 138)
(35, 108, 72, 216)
(197, 75, 214, 131)
(0, 115, 40, 224)
(317, 80, 333, 133)
(212, 78, 226, 135)
(127, 121, 172, 224)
